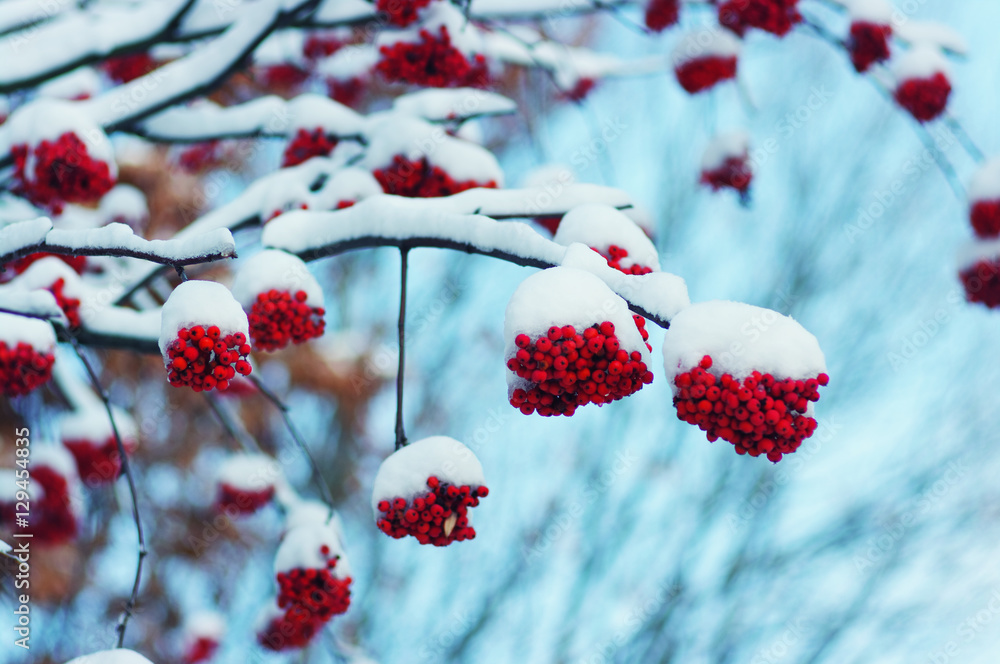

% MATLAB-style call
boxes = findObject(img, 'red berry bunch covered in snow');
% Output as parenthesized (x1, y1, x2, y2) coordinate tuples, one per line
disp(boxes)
(60, 407, 138, 487)
(259, 524, 352, 651)
(159, 281, 252, 392)
(967, 159, 1000, 239)
(0, 312, 56, 397)
(303, 31, 347, 60)
(892, 46, 952, 123)
(553, 204, 660, 276)
(102, 52, 159, 83)
(232, 250, 326, 352)
(214, 453, 279, 515)
(960, 256, 1000, 309)
(372, 436, 488, 546)
(282, 128, 338, 167)
(672, 30, 740, 94)
(701, 131, 753, 201)
(13, 256, 87, 329)
(65, 649, 155, 664)
(645, 0, 680, 32)
(12, 132, 116, 212)
(718, 0, 801, 37)
(505, 267, 654, 417)
(847, 1, 893, 73)
(176, 141, 223, 174)
(377, 0, 434, 26)
(662, 301, 828, 462)
(1, 446, 82, 545)
(181, 612, 226, 664)
(374, 154, 497, 197)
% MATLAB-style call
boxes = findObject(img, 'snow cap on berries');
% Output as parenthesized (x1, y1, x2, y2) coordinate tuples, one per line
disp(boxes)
(64, 650, 156, 664)
(275, 522, 350, 577)
(214, 453, 282, 514)
(0, 311, 57, 396)
(672, 30, 740, 94)
(12, 256, 86, 328)
(554, 204, 660, 274)
(504, 267, 651, 373)
(891, 45, 952, 121)
(158, 280, 250, 361)
(232, 250, 324, 310)
(60, 405, 138, 486)
(0, 310, 56, 355)
(968, 158, 1000, 238)
(701, 131, 753, 197)
(371, 436, 485, 517)
(30, 444, 84, 543)
(284, 500, 345, 536)
(661, 301, 826, 389)
(892, 44, 951, 82)
(181, 611, 226, 664)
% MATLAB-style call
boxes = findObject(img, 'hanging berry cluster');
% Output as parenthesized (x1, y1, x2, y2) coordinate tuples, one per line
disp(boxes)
(0, 464, 78, 545)
(971, 200, 1000, 239)
(49, 276, 82, 329)
(245, 289, 325, 352)
(164, 326, 252, 392)
(326, 76, 366, 107)
(675, 54, 738, 94)
(303, 33, 345, 60)
(282, 128, 338, 167)
(260, 547, 352, 651)
(64, 436, 136, 487)
(374, 154, 497, 198)
(0, 341, 54, 397)
(848, 20, 892, 73)
(961, 259, 1000, 308)
(717, 0, 801, 37)
(102, 53, 159, 83)
(12, 132, 115, 212)
(4, 253, 87, 280)
(377, 26, 490, 88)
(594, 245, 654, 275)
(183, 637, 219, 664)
(376, 476, 488, 546)
(701, 156, 753, 200)
(894, 72, 952, 123)
(645, 0, 680, 32)
(673, 355, 828, 462)
(376, 0, 433, 26)
(216, 481, 275, 515)
(176, 141, 222, 174)
(508, 321, 654, 417)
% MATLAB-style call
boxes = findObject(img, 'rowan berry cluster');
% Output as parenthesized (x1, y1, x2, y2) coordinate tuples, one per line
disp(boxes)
(374, 154, 497, 198)
(701, 156, 753, 199)
(376, 26, 490, 88)
(675, 55, 738, 94)
(164, 325, 252, 392)
(645, 0, 680, 32)
(594, 245, 654, 275)
(718, 0, 801, 37)
(12, 132, 115, 212)
(895, 72, 952, 123)
(246, 289, 325, 351)
(376, 475, 488, 546)
(848, 21, 892, 73)
(0, 341, 54, 397)
(376, 0, 433, 26)
(282, 128, 338, 168)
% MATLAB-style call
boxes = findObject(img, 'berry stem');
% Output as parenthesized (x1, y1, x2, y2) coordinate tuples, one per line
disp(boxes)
(67, 334, 146, 649)
(248, 373, 336, 522)
(395, 247, 410, 451)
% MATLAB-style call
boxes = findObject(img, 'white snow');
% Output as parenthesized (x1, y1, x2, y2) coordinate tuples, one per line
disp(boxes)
(392, 88, 517, 122)
(891, 44, 951, 82)
(847, 0, 893, 24)
(0, 288, 63, 321)
(313, 168, 383, 208)
(672, 30, 741, 67)
(895, 20, 968, 56)
(968, 158, 1000, 203)
(553, 204, 659, 272)
(37, 67, 102, 101)
(701, 131, 750, 172)
(0, 311, 57, 351)
(0, 539, 9, 555)
(660, 301, 827, 390)
(231, 249, 324, 309)
(0, 218, 53, 257)
(60, 406, 138, 447)
(33, 444, 80, 482)
(158, 280, 250, 360)
(317, 45, 379, 81)
(215, 453, 282, 493)
(286, 93, 365, 134)
(361, 114, 504, 185)
(0, 469, 40, 503)
(371, 436, 485, 517)
(957, 238, 1000, 272)
(274, 523, 350, 578)
(97, 185, 149, 227)
(63, 650, 156, 664)
(284, 500, 343, 534)
(45, 223, 235, 264)
(182, 610, 227, 641)
(503, 266, 652, 395)
(254, 29, 307, 68)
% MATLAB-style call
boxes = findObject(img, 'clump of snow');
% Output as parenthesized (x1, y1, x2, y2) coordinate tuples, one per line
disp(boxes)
(957, 238, 1000, 271)
(504, 266, 651, 369)
(13, 255, 86, 303)
(313, 167, 383, 209)
(392, 88, 517, 121)
(891, 44, 950, 81)
(361, 114, 504, 185)
(0, 99, 116, 178)
(0, 311, 57, 351)
(661, 301, 826, 389)
(847, 0, 893, 24)
(254, 29, 307, 68)
(45, 223, 235, 263)
(0, 217, 53, 256)
(968, 158, 1000, 203)
(895, 20, 967, 56)
(672, 29, 741, 67)
(554, 204, 659, 271)
(274, 523, 350, 578)
(521, 164, 575, 190)
(371, 436, 485, 517)
(99, 184, 149, 227)
(283, 499, 343, 534)
(231, 250, 324, 309)
(0, 288, 63, 322)
(63, 650, 156, 664)
(286, 93, 366, 135)
(317, 44, 378, 81)
(376, 1, 485, 56)
(33, 444, 84, 517)
(215, 453, 283, 493)
(37, 67, 102, 101)
(702, 131, 750, 171)
(60, 405, 138, 446)
(158, 280, 249, 360)
(182, 610, 227, 641)
(260, 178, 312, 218)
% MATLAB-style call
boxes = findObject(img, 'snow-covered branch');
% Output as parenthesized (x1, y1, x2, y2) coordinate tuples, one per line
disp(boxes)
(0, 218, 237, 269)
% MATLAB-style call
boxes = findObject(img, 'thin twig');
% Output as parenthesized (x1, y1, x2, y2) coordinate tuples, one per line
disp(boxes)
(203, 393, 260, 452)
(944, 114, 986, 164)
(248, 373, 336, 520)
(67, 335, 146, 648)
(395, 247, 410, 451)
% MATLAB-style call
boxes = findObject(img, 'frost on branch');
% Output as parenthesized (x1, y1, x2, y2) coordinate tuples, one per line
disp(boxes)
(375, 3, 490, 88)
(718, 0, 802, 38)
(64, 650, 156, 664)
(214, 453, 280, 515)
(846, 0, 893, 73)
(60, 406, 138, 487)
(701, 131, 753, 203)
(372, 436, 488, 546)
(259, 523, 352, 651)
(159, 281, 252, 392)
(672, 30, 740, 95)
(232, 250, 326, 352)
(968, 158, 1000, 239)
(553, 204, 659, 275)
(892, 45, 952, 123)
(662, 301, 828, 462)
(505, 267, 654, 417)
(180, 611, 226, 664)
(0, 311, 56, 397)
(3, 100, 116, 212)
